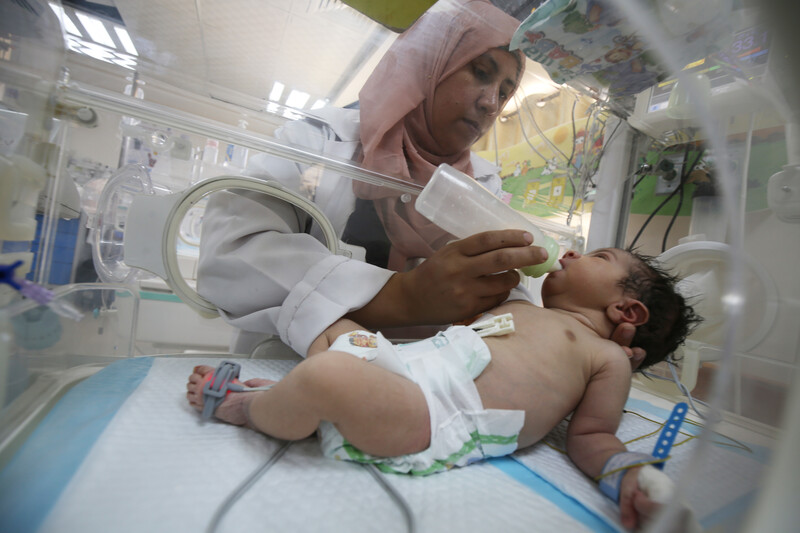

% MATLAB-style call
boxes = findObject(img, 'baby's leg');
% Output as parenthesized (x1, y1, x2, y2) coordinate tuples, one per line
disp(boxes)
(186, 353, 431, 458)
(186, 365, 276, 426)
(250, 351, 430, 456)
(249, 351, 431, 456)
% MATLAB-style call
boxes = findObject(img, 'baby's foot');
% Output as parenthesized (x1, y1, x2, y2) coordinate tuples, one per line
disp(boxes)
(186, 365, 275, 426)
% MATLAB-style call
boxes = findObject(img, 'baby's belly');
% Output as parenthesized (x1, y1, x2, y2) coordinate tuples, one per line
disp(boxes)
(476, 355, 585, 447)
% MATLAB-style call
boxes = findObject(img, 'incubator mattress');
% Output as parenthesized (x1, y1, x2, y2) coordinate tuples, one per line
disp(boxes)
(0, 357, 768, 533)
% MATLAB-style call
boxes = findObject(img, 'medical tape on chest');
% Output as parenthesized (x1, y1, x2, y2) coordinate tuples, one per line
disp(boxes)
(470, 313, 515, 337)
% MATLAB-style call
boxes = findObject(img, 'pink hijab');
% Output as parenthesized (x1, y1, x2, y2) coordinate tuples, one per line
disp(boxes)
(355, 0, 521, 270)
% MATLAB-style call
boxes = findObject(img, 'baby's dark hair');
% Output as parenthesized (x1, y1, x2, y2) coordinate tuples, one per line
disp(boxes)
(618, 250, 702, 370)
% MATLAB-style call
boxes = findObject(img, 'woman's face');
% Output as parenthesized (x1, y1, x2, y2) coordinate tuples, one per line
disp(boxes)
(429, 48, 520, 156)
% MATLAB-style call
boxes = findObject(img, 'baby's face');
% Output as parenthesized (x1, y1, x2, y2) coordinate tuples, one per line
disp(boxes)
(542, 248, 635, 309)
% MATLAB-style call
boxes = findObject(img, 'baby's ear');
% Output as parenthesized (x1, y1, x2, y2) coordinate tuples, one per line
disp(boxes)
(607, 297, 649, 326)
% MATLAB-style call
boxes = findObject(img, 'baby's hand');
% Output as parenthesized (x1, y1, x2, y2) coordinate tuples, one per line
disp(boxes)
(619, 466, 702, 532)
(619, 466, 670, 530)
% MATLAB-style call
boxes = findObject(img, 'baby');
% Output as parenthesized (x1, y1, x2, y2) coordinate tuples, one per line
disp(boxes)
(186, 248, 699, 529)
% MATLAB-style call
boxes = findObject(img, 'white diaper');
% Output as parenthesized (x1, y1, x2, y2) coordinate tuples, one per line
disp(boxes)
(319, 326, 525, 475)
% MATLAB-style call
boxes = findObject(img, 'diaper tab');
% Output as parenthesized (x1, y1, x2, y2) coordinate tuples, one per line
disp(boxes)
(470, 313, 514, 338)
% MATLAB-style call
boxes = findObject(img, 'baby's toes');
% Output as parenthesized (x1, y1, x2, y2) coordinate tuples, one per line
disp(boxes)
(193, 365, 216, 376)
(186, 390, 201, 410)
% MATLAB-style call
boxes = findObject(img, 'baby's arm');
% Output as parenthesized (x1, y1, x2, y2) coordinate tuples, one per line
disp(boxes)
(566, 352, 659, 530)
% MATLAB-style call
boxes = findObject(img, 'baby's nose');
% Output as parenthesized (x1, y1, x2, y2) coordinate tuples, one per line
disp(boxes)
(563, 250, 581, 259)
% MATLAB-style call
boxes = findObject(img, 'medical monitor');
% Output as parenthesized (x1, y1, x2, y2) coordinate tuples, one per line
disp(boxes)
(629, 24, 775, 140)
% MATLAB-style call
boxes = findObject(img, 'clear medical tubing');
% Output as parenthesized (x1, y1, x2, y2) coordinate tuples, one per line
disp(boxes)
(416, 164, 561, 277)
(604, 0, 758, 530)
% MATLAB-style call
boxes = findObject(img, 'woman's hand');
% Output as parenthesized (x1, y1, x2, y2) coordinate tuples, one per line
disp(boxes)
(347, 230, 547, 328)
(610, 322, 647, 371)
(399, 230, 549, 324)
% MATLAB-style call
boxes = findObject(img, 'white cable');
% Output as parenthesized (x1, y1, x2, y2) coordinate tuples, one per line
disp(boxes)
(522, 97, 572, 164)
(640, 362, 720, 423)
(203, 440, 418, 533)
(205, 440, 294, 533)
(365, 464, 417, 533)
(514, 92, 552, 164)
(239, 385, 275, 392)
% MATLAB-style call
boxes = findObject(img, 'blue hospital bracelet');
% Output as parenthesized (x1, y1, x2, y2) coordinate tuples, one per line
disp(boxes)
(597, 452, 660, 502)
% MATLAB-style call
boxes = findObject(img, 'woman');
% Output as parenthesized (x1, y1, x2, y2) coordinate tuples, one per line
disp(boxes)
(197, 0, 642, 360)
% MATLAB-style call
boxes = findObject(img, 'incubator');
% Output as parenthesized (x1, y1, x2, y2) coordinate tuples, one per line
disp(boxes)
(0, 1, 797, 532)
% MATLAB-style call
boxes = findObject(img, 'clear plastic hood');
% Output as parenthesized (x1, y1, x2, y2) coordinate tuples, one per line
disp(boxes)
(0, 1, 798, 531)
(107, 0, 399, 118)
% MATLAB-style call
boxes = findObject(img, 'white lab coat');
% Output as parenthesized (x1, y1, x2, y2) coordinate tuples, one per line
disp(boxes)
(198, 107, 510, 357)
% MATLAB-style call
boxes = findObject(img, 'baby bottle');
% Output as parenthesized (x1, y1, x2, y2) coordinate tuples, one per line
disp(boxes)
(415, 164, 561, 277)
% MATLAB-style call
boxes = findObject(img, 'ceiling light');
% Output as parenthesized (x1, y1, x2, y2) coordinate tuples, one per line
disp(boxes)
(285, 90, 310, 109)
(310, 99, 327, 110)
(75, 12, 115, 48)
(269, 82, 285, 102)
(49, 3, 82, 36)
(114, 26, 138, 56)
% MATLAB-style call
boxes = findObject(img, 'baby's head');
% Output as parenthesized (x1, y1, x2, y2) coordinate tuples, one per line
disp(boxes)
(542, 248, 701, 370)
(618, 250, 702, 370)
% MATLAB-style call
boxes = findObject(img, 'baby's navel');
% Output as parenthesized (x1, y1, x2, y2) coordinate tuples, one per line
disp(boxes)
(565, 330, 576, 342)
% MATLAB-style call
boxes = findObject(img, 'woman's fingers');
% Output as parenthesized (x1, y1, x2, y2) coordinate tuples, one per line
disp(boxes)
(394, 235, 536, 323)
(469, 270, 521, 298)
(450, 230, 549, 277)
(456, 229, 533, 256)
(609, 322, 647, 370)
(351, 229, 550, 327)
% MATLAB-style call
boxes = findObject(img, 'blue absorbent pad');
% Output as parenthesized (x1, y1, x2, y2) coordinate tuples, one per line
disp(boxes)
(0, 357, 154, 533)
